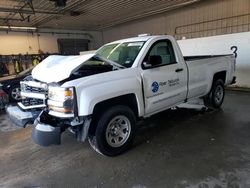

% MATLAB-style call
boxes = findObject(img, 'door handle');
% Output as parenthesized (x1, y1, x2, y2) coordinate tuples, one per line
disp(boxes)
(175, 68, 184, 73)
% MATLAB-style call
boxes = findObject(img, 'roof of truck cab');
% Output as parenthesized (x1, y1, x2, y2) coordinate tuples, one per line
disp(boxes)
(106, 35, 167, 45)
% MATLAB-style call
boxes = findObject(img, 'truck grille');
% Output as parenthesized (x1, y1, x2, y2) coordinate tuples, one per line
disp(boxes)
(20, 80, 48, 109)
(22, 98, 44, 107)
(24, 85, 46, 94)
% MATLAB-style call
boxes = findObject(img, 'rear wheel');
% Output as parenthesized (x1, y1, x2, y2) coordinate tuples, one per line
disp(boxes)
(204, 79, 225, 109)
(88, 105, 136, 156)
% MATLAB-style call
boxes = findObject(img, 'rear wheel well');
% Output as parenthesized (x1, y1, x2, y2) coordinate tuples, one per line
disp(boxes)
(88, 94, 139, 135)
(213, 71, 226, 84)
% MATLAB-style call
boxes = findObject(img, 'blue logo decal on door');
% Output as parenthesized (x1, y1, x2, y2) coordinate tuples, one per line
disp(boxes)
(151, 81, 159, 93)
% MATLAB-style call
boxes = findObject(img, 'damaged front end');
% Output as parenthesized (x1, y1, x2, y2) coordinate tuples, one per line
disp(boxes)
(32, 110, 91, 146)
(7, 77, 91, 146)
(7, 54, 123, 146)
(7, 79, 47, 128)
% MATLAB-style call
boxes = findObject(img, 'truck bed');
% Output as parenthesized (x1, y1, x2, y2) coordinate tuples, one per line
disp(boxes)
(185, 54, 235, 100)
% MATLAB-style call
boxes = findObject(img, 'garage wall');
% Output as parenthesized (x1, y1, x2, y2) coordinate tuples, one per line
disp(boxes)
(0, 29, 102, 55)
(103, 0, 250, 42)
(102, 0, 250, 88)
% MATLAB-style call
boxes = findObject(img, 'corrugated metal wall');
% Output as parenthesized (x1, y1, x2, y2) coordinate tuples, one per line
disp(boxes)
(103, 0, 250, 42)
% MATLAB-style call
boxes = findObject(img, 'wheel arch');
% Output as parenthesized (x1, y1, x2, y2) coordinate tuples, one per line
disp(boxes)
(88, 94, 139, 135)
(206, 71, 227, 94)
(213, 71, 226, 84)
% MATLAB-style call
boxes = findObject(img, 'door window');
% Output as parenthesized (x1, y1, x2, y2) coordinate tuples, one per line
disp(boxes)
(143, 40, 176, 68)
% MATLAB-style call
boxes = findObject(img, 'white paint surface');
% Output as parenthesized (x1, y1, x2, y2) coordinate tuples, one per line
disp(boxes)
(32, 54, 94, 83)
(178, 32, 250, 88)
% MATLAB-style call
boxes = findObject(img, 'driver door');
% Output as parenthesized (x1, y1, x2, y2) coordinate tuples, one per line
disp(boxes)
(141, 39, 187, 115)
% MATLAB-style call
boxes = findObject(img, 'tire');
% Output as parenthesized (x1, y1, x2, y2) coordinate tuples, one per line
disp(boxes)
(88, 105, 136, 156)
(204, 79, 225, 109)
(9, 85, 21, 102)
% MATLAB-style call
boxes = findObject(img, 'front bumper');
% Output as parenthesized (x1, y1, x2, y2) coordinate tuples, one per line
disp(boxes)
(8, 104, 91, 147)
(6, 106, 40, 128)
(32, 120, 62, 146)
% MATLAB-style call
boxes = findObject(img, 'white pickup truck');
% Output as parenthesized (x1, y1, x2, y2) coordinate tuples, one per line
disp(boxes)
(7, 34, 236, 156)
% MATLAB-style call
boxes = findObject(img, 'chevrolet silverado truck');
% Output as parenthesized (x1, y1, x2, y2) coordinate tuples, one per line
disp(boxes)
(7, 35, 236, 156)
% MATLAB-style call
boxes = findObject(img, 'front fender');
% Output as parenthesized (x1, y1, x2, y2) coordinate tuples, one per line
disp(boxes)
(77, 77, 144, 116)
(61, 68, 145, 117)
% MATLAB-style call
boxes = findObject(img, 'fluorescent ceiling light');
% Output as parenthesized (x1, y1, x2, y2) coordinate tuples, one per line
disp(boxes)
(0, 26, 37, 30)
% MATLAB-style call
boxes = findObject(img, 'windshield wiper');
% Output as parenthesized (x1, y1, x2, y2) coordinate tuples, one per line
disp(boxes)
(95, 54, 126, 69)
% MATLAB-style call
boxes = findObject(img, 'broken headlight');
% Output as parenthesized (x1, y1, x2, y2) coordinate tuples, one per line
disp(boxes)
(48, 86, 75, 114)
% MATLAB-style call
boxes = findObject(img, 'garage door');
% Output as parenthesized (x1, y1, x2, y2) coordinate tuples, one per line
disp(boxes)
(58, 39, 89, 55)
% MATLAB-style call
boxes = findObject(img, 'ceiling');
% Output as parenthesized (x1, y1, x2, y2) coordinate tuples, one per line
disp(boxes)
(0, 0, 202, 30)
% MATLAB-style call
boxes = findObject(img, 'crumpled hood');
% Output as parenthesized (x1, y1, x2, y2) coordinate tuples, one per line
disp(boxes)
(32, 54, 95, 83)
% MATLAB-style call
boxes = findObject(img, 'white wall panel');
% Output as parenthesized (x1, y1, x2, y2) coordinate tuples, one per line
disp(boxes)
(178, 32, 250, 88)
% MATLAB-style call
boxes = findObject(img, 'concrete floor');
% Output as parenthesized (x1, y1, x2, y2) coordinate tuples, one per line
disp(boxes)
(0, 90, 250, 188)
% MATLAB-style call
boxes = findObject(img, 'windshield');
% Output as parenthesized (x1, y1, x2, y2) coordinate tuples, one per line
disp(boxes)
(96, 41, 145, 68)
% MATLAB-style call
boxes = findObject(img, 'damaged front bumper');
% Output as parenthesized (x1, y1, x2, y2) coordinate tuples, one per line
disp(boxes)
(6, 106, 40, 128)
(32, 120, 62, 146)
(7, 105, 91, 147)
(6, 105, 63, 145)
(32, 112, 91, 146)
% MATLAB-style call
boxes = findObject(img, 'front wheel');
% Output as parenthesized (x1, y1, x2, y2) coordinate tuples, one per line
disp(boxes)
(88, 105, 136, 156)
(204, 79, 225, 109)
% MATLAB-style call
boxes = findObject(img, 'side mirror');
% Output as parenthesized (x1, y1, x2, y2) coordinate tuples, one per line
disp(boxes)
(143, 61, 152, 68)
(142, 55, 162, 69)
(149, 55, 162, 66)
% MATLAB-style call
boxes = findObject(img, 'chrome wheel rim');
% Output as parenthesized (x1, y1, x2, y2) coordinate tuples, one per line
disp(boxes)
(11, 87, 21, 100)
(105, 115, 131, 148)
(214, 85, 224, 104)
